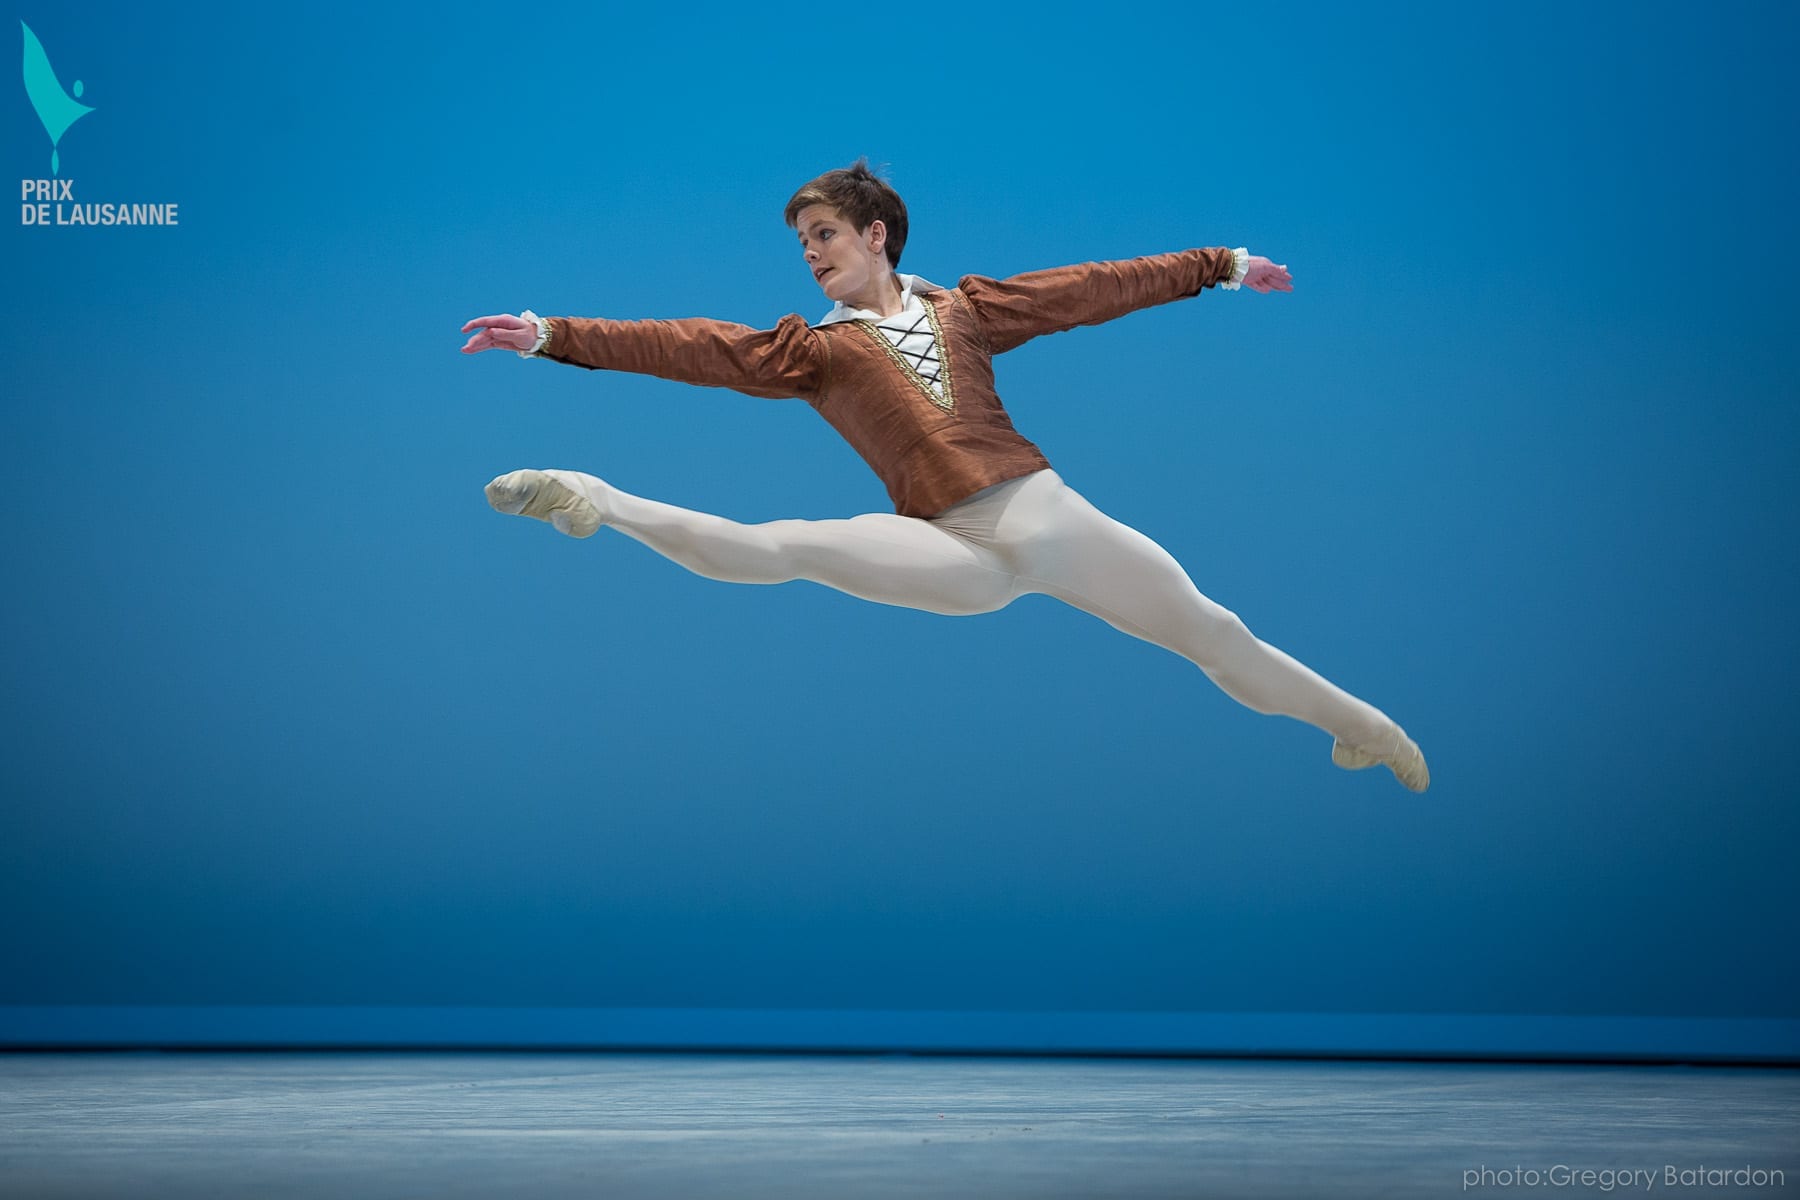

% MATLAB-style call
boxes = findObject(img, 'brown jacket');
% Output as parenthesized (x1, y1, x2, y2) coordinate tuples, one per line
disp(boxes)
(539, 247, 1240, 518)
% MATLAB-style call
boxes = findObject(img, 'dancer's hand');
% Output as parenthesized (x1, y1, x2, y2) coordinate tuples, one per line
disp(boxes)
(1243, 256, 1293, 293)
(460, 313, 539, 354)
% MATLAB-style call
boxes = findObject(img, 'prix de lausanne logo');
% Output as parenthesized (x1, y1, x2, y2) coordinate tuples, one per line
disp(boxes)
(20, 18, 90, 175)
(18, 18, 178, 227)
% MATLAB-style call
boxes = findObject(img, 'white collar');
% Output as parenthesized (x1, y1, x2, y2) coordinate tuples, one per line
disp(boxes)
(816, 273, 940, 326)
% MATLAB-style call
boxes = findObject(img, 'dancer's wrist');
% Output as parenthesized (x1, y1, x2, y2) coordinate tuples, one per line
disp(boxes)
(518, 310, 553, 357)
(1220, 247, 1250, 290)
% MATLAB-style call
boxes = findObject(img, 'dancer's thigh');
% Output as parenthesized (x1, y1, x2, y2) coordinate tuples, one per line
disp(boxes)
(762, 511, 1019, 616)
(999, 477, 1243, 643)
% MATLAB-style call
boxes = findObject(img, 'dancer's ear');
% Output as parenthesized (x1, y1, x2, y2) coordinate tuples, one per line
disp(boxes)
(865, 219, 886, 257)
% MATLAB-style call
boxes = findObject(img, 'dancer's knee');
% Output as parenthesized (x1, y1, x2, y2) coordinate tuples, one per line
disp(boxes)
(1088, 589, 1259, 675)
(1186, 602, 1258, 667)
(656, 517, 799, 585)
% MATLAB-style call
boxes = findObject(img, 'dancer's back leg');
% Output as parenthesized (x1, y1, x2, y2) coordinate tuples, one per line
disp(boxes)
(486, 468, 1019, 617)
(984, 473, 1428, 789)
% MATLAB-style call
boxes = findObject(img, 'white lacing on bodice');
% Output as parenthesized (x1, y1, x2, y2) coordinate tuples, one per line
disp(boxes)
(872, 310, 944, 398)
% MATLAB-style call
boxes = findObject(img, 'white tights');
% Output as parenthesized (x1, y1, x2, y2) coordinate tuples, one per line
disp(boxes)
(549, 467, 1397, 747)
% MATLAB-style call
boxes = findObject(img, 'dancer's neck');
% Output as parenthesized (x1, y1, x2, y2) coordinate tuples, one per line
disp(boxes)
(843, 271, 905, 318)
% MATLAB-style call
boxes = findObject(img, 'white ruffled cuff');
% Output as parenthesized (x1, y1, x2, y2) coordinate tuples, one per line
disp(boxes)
(517, 309, 551, 358)
(1219, 247, 1250, 290)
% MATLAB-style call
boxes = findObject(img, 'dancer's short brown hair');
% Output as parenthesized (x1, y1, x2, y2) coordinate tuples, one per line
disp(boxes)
(784, 158, 908, 269)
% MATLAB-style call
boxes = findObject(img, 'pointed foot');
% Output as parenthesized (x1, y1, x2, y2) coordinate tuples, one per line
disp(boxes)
(1332, 728, 1430, 793)
(485, 469, 603, 539)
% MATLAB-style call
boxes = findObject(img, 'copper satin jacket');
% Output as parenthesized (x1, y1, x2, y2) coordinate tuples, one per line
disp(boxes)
(539, 247, 1240, 518)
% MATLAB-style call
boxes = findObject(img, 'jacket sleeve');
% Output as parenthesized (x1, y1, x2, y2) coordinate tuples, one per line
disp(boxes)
(538, 312, 826, 401)
(955, 248, 1240, 355)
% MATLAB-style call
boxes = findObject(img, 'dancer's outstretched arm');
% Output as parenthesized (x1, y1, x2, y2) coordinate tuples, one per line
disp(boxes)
(459, 311, 825, 401)
(957, 248, 1291, 354)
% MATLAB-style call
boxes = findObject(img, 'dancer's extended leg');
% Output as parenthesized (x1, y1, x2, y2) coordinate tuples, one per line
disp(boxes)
(486, 468, 1019, 616)
(486, 467, 1428, 790)
(961, 472, 1429, 790)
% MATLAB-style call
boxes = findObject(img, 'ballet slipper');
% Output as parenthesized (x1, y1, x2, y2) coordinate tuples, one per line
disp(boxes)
(485, 469, 604, 539)
(1331, 725, 1430, 793)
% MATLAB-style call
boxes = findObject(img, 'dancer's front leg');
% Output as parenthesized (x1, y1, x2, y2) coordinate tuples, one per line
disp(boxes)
(485, 469, 1019, 617)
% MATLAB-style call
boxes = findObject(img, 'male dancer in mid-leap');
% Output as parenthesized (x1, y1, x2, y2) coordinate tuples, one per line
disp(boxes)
(460, 160, 1430, 791)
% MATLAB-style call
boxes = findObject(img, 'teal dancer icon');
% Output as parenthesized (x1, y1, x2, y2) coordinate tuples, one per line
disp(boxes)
(20, 20, 94, 176)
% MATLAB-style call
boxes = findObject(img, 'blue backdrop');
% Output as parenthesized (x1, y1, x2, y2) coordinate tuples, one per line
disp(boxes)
(4, 1, 1796, 1058)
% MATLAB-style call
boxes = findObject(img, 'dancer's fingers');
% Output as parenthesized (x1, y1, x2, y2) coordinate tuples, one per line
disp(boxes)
(461, 314, 527, 333)
(1259, 266, 1293, 292)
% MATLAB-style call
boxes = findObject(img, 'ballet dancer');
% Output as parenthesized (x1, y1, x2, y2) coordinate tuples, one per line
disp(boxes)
(459, 160, 1430, 791)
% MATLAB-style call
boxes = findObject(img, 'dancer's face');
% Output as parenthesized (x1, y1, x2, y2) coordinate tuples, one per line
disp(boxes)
(795, 204, 890, 306)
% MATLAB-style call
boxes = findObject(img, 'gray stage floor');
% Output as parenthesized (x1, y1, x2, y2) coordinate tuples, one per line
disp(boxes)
(1, 1052, 1795, 1199)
